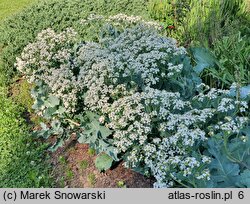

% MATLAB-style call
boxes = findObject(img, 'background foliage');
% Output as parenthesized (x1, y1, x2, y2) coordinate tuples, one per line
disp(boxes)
(0, 0, 37, 21)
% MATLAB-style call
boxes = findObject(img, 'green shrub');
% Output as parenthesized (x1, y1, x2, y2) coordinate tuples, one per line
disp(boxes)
(203, 33, 250, 88)
(0, 90, 27, 176)
(0, 90, 53, 187)
(0, 0, 149, 86)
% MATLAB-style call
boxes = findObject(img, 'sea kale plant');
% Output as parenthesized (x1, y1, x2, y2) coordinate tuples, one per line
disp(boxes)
(16, 19, 249, 187)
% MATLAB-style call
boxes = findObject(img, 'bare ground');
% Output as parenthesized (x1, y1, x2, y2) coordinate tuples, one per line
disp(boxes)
(51, 141, 154, 188)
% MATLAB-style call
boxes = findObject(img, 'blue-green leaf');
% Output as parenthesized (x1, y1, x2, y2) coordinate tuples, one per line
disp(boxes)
(208, 138, 240, 187)
(191, 47, 217, 74)
(229, 85, 250, 99)
(95, 153, 113, 172)
(46, 95, 60, 107)
(236, 170, 250, 187)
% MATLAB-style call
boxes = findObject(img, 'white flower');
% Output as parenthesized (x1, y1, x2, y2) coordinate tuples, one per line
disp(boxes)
(99, 116, 105, 124)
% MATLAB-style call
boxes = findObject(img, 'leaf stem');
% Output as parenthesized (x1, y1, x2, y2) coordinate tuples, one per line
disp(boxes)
(65, 119, 80, 127)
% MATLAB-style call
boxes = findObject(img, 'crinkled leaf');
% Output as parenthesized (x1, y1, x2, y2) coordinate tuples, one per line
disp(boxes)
(32, 122, 51, 139)
(191, 47, 217, 74)
(228, 137, 250, 165)
(236, 170, 250, 187)
(78, 129, 98, 144)
(45, 95, 60, 107)
(43, 106, 58, 119)
(77, 112, 118, 160)
(95, 153, 113, 172)
(209, 159, 240, 187)
(56, 106, 66, 115)
(77, 111, 113, 142)
(87, 111, 113, 137)
(32, 99, 44, 110)
(51, 120, 64, 135)
(40, 122, 48, 131)
(228, 85, 250, 99)
(242, 126, 250, 136)
(208, 138, 240, 187)
(98, 140, 119, 161)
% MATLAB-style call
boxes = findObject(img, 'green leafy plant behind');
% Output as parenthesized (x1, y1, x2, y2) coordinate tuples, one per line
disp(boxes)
(148, 0, 191, 42)
(148, 0, 190, 25)
(184, 0, 249, 47)
(191, 32, 250, 89)
(148, 0, 250, 47)
(209, 33, 250, 88)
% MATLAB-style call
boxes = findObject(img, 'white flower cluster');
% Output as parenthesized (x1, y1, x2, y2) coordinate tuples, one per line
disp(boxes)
(16, 26, 249, 188)
(214, 116, 248, 134)
(217, 98, 235, 112)
(80, 13, 161, 30)
(74, 27, 248, 187)
(107, 13, 161, 29)
(108, 92, 152, 152)
(41, 64, 79, 113)
(167, 63, 183, 77)
(15, 28, 78, 113)
(89, 26, 184, 86)
(195, 84, 230, 102)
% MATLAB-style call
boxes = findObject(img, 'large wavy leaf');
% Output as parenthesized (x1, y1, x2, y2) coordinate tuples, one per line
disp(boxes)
(208, 137, 240, 187)
(191, 47, 218, 74)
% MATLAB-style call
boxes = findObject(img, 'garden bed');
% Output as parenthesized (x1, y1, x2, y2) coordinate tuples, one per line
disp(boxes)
(0, 0, 249, 188)
(51, 142, 154, 188)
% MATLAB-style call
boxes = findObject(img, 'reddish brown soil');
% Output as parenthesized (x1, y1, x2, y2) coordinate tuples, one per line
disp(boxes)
(51, 140, 154, 188)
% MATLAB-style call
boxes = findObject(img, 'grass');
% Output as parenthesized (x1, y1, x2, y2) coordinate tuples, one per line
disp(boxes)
(0, 0, 36, 21)
(0, 90, 53, 187)
(10, 78, 34, 111)
(87, 173, 96, 187)
(0, 0, 53, 187)
(80, 160, 89, 170)
(65, 168, 74, 180)
(88, 148, 96, 156)
(117, 180, 126, 188)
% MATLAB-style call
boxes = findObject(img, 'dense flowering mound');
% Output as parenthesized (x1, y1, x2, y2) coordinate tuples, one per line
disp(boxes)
(16, 22, 249, 187)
